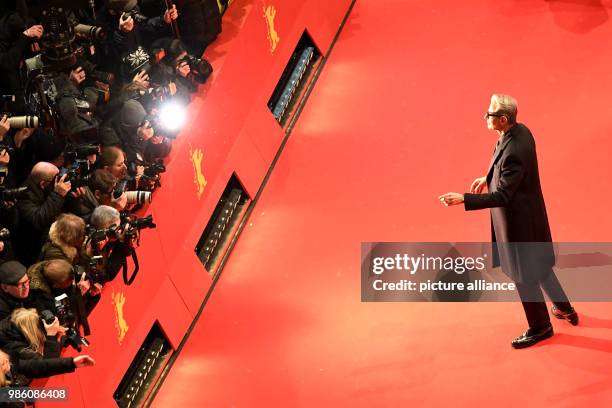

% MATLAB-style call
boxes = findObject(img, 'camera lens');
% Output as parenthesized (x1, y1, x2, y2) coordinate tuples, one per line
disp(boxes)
(125, 191, 152, 205)
(8, 116, 39, 128)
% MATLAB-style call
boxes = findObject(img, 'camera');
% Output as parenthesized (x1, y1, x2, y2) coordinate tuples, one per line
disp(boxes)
(87, 226, 120, 251)
(129, 214, 156, 230)
(58, 160, 91, 189)
(64, 143, 99, 163)
(38, 8, 79, 72)
(0, 143, 15, 157)
(74, 24, 106, 42)
(121, 10, 148, 24)
(143, 160, 166, 177)
(75, 257, 104, 286)
(178, 54, 213, 84)
(125, 191, 152, 205)
(0, 113, 40, 129)
(61, 327, 90, 352)
(121, 214, 156, 241)
(87, 69, 115, 84)
(0, 186, 29, 201)
(42, 300, 90, 352)
(129, 160, 165, 190)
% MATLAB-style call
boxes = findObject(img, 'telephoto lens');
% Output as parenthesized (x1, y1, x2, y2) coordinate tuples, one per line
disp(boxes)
(0, 186, 29, 201)
(74, 24, 106, 41)
(8, 116, 39, 128)
(125, 191, 152, 205)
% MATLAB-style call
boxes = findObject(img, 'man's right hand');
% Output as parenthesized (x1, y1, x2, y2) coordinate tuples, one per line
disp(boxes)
(119, 13, 134, 32)
(470, 176, 487, 194)
(70, 67, 86, 86)
(54, 174, 72, 197)
(111, 192, 128, 211)
(77, 272, 91, 296)
(132, 70, 150, 88)
(0, 149, 9, 167)
(23, 25, 43, 39)
(176, 60, 191, 78)
(43, 317, 67, 337)
(0, 115, 10, 140)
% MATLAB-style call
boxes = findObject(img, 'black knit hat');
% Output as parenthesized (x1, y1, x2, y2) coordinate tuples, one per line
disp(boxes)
(0, 261, 27, 285)
(120, 100, 147, 130)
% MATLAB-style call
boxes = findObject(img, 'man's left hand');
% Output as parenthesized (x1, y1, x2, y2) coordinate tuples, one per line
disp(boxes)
(438, 192, 464, 206)
(164, 5, 179, 24)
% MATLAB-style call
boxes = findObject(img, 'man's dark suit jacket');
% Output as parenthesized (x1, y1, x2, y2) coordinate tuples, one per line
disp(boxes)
(463, 123, 554, 284)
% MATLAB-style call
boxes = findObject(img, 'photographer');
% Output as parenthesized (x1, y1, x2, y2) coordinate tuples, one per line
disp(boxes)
(53, 67, 102, 142)
(99, 145, 128, 181)
(0, 262, 39, 321)
(156, 37, 212, 96)
(100, 99, 160, 167)
(3, 126, 66, 188)
(27, 259, 101, 320)
(40, 213, 90, 269)
(15, 162, 71, 265)
(97, 0, 179, 79)
(63, 169, 127, 220)
(0, 308, 94, 386)
(0, 6, 43, 113)
(0, 144, 19, 264)
(89, 205, 134, 283)
(0, 349, 94, 400)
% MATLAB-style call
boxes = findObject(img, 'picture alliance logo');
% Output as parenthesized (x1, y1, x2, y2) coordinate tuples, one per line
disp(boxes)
(371, 253, 488, 275)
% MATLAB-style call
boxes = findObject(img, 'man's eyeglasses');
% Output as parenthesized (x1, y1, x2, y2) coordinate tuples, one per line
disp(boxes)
(13, 277, 30, 290)
(138, 120, 152, 129)
(484, 112, 505, 119)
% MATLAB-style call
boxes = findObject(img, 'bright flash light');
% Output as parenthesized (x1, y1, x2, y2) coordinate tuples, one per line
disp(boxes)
(159, 102, 186, 132)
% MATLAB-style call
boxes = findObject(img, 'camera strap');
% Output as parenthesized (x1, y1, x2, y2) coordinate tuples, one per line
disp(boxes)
(72, 286, 91, 336)
(122, 248, 140, 285)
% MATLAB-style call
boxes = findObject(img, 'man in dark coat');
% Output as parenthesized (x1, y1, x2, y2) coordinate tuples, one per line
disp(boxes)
(439, 94, 578, 348)
(0, 261, 45, 320)
(0, 3, 43, 114)
(15, 162, 72, 266)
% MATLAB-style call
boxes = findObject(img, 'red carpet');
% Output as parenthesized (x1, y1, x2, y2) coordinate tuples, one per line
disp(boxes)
(153, 0, 612, 406)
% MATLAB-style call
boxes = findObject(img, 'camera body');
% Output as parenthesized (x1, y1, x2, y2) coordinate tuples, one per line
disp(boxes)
(58, 160, 91, 189)
(87, 226, 120, 251)
(50, 294, 90, 351)
(178, 54, 213, 84)
(121, 214, 156, 241)
(128, 160, 165, 191)
(64, 143, 99, 163)
(0, 143, 15, 157)
(121, 10, 148, 24)
(75, 257, 104, 286)
(0, 112, 39, 129)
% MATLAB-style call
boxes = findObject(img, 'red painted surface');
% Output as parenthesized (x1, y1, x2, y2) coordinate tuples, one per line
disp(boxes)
(152, 0, 612, 406)
(34, 0, 352, 406)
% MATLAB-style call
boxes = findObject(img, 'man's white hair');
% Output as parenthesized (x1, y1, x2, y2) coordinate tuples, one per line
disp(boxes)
(91, 205, 120, 229)
(491, 94, 518, 123)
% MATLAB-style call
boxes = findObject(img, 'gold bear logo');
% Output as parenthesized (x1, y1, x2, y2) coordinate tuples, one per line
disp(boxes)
(190, 146, 207, 199)
(263, 4, 280, 54)
(112, 291, 129, 344)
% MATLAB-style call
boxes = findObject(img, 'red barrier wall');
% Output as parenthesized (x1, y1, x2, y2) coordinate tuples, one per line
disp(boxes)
(35, 0, 353, 406)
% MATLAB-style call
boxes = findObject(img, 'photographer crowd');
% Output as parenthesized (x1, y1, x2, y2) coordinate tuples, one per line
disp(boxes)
(0, 0, 223, 401)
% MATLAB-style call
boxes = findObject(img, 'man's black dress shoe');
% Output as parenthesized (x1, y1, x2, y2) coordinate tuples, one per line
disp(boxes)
(551, 306, 579, 326)
(511, 325, 553, 349)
